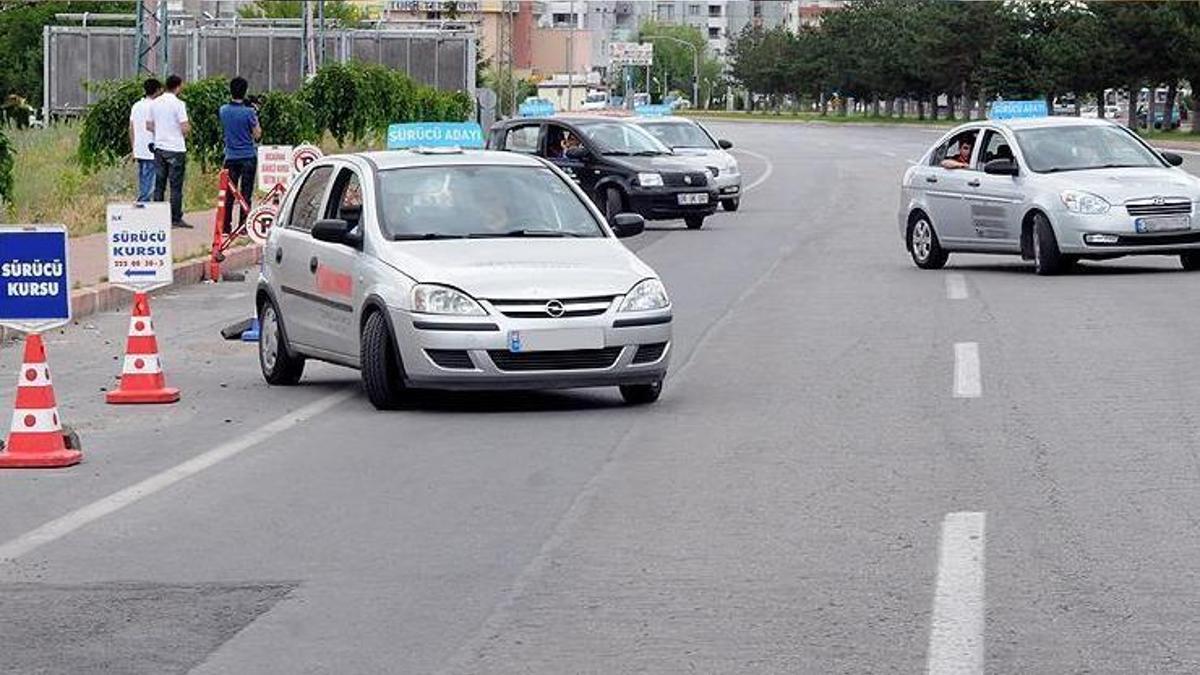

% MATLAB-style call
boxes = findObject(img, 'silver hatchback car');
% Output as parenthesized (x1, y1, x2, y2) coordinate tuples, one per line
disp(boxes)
(257, 149, 672, 409)
(900, 117, 1200, 275)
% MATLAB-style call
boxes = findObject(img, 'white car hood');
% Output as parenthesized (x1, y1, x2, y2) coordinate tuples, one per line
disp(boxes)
(1044, 167, 1200, 203)
(377, 238, 655, 299)
(671, 147, 738, 170)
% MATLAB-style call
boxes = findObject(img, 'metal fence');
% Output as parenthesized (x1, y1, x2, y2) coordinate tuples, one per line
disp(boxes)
(44, 25, 476, 115)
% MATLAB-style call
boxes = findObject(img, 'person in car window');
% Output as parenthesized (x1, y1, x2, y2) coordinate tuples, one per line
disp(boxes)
(941, 137, 974, 170)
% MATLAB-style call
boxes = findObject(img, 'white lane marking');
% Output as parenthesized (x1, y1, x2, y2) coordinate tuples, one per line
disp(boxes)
(953, 342, 981, 398)
(927, 512, 986, 675)
(731, 148, 774, 194)
(945, 273, 968, 300)
(0, 387, 356, 562)
(882, 150, 899, 158)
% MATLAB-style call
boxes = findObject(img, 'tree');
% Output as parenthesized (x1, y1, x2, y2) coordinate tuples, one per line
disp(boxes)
(637, 21, 708, 103)
(238, 0, 365, 24)
(0, 1, 133, 101)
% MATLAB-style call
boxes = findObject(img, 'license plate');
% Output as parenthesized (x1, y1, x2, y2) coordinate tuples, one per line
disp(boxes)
(678, 192, 709, 205)
(1136, 215, 1191, 233)
(508, 328, 604, 353)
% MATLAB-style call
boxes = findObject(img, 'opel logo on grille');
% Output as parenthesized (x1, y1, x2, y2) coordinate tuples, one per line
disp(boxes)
(1154, 196, 1166, 205)
(684, 175, 693, 185)
(545, 300, 566, 318)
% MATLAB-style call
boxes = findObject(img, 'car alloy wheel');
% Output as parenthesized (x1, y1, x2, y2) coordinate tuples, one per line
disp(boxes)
(912, 219, 933, 262)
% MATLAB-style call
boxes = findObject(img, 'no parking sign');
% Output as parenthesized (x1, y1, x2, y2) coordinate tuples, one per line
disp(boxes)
(0, 225, 71, 331)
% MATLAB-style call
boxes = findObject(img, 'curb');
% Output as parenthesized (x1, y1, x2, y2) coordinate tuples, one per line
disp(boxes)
(1, 245, 261, 343)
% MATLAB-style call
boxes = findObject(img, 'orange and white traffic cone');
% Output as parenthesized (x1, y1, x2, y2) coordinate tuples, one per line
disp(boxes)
(105, 292, 180, 404)
(0, 333, 82, 468)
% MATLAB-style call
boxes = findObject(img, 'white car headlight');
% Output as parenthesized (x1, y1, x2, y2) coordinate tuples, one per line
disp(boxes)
(1060, 190, 1110, 214)
(411, 284, 486, 316)
(620, 279, 670, 312)
(637, 172, 664, 188)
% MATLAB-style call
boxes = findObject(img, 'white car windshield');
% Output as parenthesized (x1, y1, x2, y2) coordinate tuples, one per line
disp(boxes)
(640, 122, 716, 149)
(377, 166, 606, 239)
(577, 121, 671, 156)
(1015, 126, 1164, 173)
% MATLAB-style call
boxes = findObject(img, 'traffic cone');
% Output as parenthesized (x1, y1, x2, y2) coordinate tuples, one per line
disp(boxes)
(0, 333, 82, 468)
(106, 292, 180, 404)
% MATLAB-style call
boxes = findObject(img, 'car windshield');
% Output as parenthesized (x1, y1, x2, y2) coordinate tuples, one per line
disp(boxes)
(577, 121, 671, 155)
(376, 165, 605, 239)
(1015, 125, 1164, 173)
(640, 122, 716, 149)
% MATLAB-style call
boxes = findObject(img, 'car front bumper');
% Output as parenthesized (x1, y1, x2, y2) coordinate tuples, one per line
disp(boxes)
(627, 187, 719, 221)
(390, 307, 672, 390)
(1053, 210, 1200, 256)
(713, 171, 742, 201)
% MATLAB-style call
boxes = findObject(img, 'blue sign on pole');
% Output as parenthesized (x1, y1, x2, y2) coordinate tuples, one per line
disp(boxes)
(635, 104, 673, 118)
(387, 122, 486, 150)
(0, 226, 71, 329)
(989, 100, 1048, 120)
(518, 100, 556, 118)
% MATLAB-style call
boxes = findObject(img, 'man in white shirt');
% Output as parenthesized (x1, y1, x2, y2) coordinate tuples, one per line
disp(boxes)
(148, 74, 192, 228)
(128, 78, 161, 202)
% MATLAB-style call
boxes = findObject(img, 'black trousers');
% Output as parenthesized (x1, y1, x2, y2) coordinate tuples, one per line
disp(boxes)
(223, 157, 257, 234)
(153, 149, 186, 225)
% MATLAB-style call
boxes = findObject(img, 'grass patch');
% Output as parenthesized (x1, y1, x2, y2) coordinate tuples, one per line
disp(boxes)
(4, 125, 377, 238)
(682, 110, 960, 127)
(1138, 129, 1200, 145)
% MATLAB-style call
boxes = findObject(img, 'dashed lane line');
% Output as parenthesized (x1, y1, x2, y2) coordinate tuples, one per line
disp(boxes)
(945, 273, 968, 300)
(953, 342, 981, 398)
(0, 387, 356, 563)
(927, 511, 986, 675)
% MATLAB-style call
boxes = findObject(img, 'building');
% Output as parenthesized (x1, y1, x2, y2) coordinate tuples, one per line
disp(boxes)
(382, 0, 535, 72)
(781, 0, 846, 30)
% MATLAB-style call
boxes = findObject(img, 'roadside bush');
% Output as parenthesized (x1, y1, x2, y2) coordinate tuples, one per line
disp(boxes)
(179, 76, 230, 168)
(78, 78, 141, 170)
(256, 90, 319, 146)
(303, 62, 364, 146)
(0, 126, 13, 205)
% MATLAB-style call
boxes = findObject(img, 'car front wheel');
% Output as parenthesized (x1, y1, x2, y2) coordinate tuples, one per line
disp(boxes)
(684, 215, 705, 230)
(908, 215, 948, 269)
(1032, 213, 1069, 276)
(721, 197, 740, 212)
(620, 381, 662, 405)
(1181, 253, 1200, 271)
(259, 298, 305, 385)
(361, 311, 406, 410)
(604, 187, 624, 225)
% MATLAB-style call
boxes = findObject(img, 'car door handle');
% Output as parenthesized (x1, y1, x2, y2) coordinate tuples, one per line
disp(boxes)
(275, 247, 283, 264)
(925, 176, 938, 184)
(967, 178, 981, 187)
(309, 256, 318, 274)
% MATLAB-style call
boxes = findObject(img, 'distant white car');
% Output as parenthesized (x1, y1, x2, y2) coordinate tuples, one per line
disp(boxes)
(633, 117, 743, 212)
(581, 91, 609, 111)
(900, 117, 1199, 275)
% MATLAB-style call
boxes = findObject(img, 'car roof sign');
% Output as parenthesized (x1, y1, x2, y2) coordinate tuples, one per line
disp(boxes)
(387, 122, 485, 151)
(634, 104, 673, 118)
(519, 99, 556, 117)
(989, 100, 1048, 120)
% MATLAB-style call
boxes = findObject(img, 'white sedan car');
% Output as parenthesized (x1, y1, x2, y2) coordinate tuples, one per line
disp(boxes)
(634, 117, 743, 212)
(900, 117, 1198, 275)
(257, 149, 672, 409)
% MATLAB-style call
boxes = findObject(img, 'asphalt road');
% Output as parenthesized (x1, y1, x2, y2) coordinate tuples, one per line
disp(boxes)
(5, 121, 1200, 674)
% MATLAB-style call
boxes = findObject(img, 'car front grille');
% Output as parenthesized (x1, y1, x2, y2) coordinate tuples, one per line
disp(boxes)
(1126, 198, 1193, 216)
(487, 347, 623, 372)
(664, 172, 710, 187)
(484, 295, 616, 319)
(632, 342, 667, 364)
(425, 349, 474, 370)
(1086, 231, 1200, 247)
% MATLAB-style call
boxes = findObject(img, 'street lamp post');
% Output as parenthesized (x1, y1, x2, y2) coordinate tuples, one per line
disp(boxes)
(641, 34, 699, 108)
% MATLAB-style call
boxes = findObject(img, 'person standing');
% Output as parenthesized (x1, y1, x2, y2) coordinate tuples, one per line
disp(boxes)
(149, 74, 191, 228)
(219, 76, 262, 234)
(129, 77, 161, 202)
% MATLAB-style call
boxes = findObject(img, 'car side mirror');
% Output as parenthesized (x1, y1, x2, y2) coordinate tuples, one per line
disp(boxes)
(718, 139, 733, 150)
(564, 145, 589, 160)
(984, 158, 1019, 176)
(1161, 151, 1184, 167)
(311, 218, 357, 245)
(610, 213, 645, 238)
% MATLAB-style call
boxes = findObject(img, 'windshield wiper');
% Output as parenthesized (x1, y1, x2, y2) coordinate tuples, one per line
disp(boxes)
(601, 150, 631, 156)
(634, 150, 668, 156)
(468, 229, 583, 238)
(391, 233, 466, 240)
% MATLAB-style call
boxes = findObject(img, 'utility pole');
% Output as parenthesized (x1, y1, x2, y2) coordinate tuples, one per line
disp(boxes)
(134, 0, 169, 77)
(566, 0, 575, 112)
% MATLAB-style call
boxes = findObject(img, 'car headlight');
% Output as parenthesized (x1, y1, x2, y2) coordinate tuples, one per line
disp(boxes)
(1060, 190, 1110, 214)
(637, 172, 664, 187)
(411, 284, 486, 316)
(620, 279, 670, 312)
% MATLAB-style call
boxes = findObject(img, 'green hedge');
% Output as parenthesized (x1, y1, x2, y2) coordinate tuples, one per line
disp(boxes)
(77, 61, 475, 170)
(0, 126, 13, 205)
